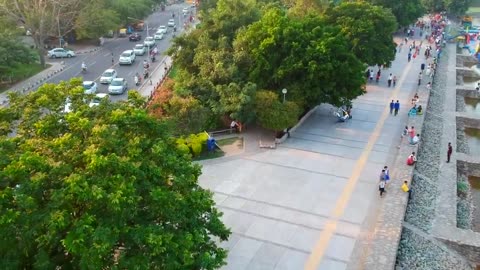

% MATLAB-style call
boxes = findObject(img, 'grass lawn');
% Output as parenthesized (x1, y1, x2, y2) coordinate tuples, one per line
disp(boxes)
(193, 149, 225, 161)
(167, 64, 178, 80)
(216, 136, 240, 146)
(0, 63, 48, 93)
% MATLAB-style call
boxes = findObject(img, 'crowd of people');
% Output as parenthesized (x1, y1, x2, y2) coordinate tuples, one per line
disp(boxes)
(376, 14, 450, 200)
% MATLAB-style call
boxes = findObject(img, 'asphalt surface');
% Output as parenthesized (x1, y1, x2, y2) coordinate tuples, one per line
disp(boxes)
(44, 3, 194, 102)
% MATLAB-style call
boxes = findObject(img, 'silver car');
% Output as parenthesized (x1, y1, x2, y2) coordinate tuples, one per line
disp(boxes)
(100, 69, 117, 84)
(133, 44, 146, 55)
(83, 81, 97, 94)
(48, 48, 75, 58)
(108, 78, 128, 95)
(144, 36, 155, 47)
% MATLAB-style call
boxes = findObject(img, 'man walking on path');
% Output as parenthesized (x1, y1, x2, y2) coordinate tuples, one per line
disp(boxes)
(402, 181, 412, 200)
(447, 142, 453, 163)
(388, 73, 393, 87)
(394, 100, 400, 116)
(379, 178, 386, 197)
(393, 75, 397, 87)
(389, 100, 395, 114)
(408, 52, 412, 62)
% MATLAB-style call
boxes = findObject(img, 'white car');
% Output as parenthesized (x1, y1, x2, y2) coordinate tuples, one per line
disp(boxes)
(83, 81, 97, 94)
(133, 44, 146, 55)
(157, 25, 167, 34)
(48, 48, 75, 58)
(89, 93, 109, 107)
(63, 97, 73, 113)
(108, 78, 128, 95)
(100, 69, 117, 84)
(167, 19, 175, 27)
(144, 36, 155, 47)
(119, 50, 136, 65)
(154, 31, 164, 40)
(182, 7, 189, 15)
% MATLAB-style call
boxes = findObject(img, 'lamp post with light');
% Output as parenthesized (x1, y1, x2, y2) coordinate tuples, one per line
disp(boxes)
(282, 88, 287, 103)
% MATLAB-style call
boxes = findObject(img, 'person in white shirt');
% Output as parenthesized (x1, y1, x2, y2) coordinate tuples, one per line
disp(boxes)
(411, 134, 420, 145)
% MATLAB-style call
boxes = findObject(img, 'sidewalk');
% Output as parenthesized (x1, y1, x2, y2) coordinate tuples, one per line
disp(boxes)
(0, 62, 65, 106)
(197, 25, 432, 270)
(137, 55, 173, 99)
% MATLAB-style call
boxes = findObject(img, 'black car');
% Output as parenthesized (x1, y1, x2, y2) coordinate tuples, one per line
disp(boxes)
(129, 33, 142, 42)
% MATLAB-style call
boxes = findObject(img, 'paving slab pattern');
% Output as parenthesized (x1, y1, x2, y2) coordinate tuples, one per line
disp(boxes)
(199, 34, 425, 270)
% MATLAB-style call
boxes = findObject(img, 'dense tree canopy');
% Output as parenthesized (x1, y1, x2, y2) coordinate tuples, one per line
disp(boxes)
(324, 1, 397, 66)
(0, 80, 230, 269)
(234, 8, 366, 107)
(369, 0, 425, 27)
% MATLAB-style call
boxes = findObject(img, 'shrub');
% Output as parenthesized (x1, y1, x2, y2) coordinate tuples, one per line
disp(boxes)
(190, 142, 202, 157)
(176, 143, 191, 156)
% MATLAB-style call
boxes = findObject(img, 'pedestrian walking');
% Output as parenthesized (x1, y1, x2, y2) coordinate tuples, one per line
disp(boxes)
(418, 72, 422, 85)
(393, 75, 397, 87)
(420, 63, 425, 73)
(384, 166, 390, 183)
(447, 142, 453, 163)
(389, 100, 395, 114)
(388, 73, 393, 87)
(408, 52, 412, 62)
(376, 69, 381, 83)
(394, 100, 400, 116)
(369, 69, 374, 81)
(379, 179, 386, 197)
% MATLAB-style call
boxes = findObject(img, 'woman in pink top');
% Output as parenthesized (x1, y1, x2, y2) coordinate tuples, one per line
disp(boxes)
(409, 126, 415, 144)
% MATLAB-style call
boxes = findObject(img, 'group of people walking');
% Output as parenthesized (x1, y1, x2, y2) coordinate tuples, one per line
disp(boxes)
(376, 14, 450, 200)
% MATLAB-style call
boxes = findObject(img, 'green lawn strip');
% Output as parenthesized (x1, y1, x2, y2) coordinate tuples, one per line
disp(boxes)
(0, 63, 48, 93)
(193, 149, 225, 161)
(167, 64, 178, 79)
(216, 136, 241, 146)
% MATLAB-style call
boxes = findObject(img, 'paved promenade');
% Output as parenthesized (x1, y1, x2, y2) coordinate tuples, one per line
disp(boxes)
(198, 33, 427, 269)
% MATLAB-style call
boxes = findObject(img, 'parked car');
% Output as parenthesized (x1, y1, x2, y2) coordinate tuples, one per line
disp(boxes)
(167, 19, 175, 27)
(157, 25, 167, 34)
(100, 69, 117, 84)
(154, 31, 164, 40)
(119, 50, 136, 65)
(89, 93, 109, 107)
(133, 44, 146, 55)
(47, 48, 75, 58)
(108, 78, 128, 95)
(129, 33, 142, 41)
(143, 36, 155, 47)
(83, 81, 97, 94)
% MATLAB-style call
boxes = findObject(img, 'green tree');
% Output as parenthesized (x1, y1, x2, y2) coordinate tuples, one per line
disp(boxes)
(234, 8, 366, 108)
(0, 16, 37, 77)
(254, 90, 301, 131)
(75, 0, 121, 39)
(214, 82, 257, 124)
(163, 95, 212, 134)
(107, 0, 154, 25)
(369, 0, 424, 27)
(444, 0, 472, 15)
(0, 80, 230, 269)
(421, 0, 445, 13)
(323, 1, 397, 66)
(0, 0, 84, 66)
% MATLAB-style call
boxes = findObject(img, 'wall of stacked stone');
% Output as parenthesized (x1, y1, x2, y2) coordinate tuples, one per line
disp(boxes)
(429, 49, 480, 266)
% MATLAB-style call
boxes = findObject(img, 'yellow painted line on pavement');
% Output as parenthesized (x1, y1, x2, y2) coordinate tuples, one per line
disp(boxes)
(304, 61, 414, 270)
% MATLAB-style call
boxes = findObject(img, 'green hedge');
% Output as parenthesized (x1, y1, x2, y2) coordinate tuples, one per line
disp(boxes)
(176, 132, 210, 157)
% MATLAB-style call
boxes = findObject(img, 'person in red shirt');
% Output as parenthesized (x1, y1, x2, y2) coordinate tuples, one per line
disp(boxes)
(407, 152, 417, 166)
(409, 126, 415, 144)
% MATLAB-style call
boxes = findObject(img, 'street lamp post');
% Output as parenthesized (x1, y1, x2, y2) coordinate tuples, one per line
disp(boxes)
(282, 88, 288, 103)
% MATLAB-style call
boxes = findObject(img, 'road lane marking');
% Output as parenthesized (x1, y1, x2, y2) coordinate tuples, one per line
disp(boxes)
(103, 52, 111, 57)
(304, 61, 414, 270)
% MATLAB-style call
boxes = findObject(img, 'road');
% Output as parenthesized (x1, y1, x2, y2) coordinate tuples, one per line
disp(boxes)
(44, 3, 194, 102)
